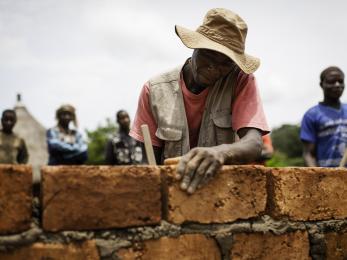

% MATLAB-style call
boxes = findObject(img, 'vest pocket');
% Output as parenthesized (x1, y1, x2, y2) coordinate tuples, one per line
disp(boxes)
(155, 128, 183, 159)
(212, 113, 234, 145)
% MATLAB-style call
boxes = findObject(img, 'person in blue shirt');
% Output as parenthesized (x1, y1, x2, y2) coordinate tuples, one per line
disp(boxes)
(300, 66, 346, 167)
(47, 105, 87, 165)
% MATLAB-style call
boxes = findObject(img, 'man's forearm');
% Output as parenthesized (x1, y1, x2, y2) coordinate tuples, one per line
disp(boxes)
(303, 153, 317, 167)
(218, 131, 263, 165)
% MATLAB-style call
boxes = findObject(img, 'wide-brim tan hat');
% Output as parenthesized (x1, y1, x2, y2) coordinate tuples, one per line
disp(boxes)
(175, 8, 260, 74)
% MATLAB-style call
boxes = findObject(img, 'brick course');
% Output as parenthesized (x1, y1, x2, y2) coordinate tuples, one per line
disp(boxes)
(42, 166, 162, 231)
(0, 240, 99, 260)
(325, 232, 347, 260)
(231, 231, 311, 259)
(116, 234, 220, 260)
(269, 167, 347, 220)
(0, 165, 32, 234)
(165, 166, 267, 224)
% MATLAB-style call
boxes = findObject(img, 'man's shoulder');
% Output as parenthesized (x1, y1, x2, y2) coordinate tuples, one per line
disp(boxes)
(149, 66, 182, 87)
(304, 104, 320, 116)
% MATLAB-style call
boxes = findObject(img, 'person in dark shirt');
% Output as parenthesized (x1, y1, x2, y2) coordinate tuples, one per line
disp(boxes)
(0, 109, 28, 164)
(105, 110, 142, 165)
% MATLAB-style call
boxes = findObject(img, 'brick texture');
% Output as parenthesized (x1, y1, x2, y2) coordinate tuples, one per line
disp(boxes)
(269, 167, 347, 220)
(231, 231, 310, 260)
(0, 241, 99, 260)
(117, 234, 220, 260)
(326, 232, 347, 260)
(42, 166, 161, 231)
(165, 166, 267, 224)
(0, 165, 32, 234)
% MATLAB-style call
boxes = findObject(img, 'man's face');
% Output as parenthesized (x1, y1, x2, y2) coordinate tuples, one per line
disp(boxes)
(58, 111, 74, 128)
(190, 49, 236, 87)
(117, 112, 130, 130)
(1, 112, 16, 133)
(321, 70, 345, 100)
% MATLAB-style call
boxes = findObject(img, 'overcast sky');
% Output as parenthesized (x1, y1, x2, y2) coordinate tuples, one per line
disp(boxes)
(1, 0, 347, 133)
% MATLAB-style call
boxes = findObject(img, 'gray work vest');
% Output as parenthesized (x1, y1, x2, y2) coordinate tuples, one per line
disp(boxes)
(148, 63, 240, 161)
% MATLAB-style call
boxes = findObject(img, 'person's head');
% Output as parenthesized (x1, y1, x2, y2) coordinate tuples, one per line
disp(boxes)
(116, 110, 130, 131)
(56, 104, 77, 129)
(175, 8, 260, 86)
(320, 66, 345, 101)
(190, 49, 236, 87)
(1, 109, 17, 134)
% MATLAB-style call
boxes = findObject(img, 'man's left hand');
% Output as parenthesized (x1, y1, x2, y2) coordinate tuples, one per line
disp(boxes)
(176, 147, 225, 194)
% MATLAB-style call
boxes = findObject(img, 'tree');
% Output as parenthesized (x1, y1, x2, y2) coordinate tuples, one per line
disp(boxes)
(267, 124, 305, 166)
(85, 118, 117, 165)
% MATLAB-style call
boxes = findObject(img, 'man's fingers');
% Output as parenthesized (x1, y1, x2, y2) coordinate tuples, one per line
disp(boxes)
(176, 150, 197, 180)
(187, 159, 212, 194)
(198, 161, 221, 188)
(179, 151, 205, 190)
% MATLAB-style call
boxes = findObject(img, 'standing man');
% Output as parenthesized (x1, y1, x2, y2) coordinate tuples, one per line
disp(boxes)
(0, 109, 28, 164)
(301, 66, 346, 167)
(130, 8, 269, 194)
(105, 110, 142, 165)
(47, 105, 87, 165)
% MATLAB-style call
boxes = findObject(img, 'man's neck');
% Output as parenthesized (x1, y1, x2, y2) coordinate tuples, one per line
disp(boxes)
(119, 127, 129, 135)
(58, 124, 70, 133)
(182, 62, 208, 95)
(1, 129, 13, 135)
(321, 98, 341, 110)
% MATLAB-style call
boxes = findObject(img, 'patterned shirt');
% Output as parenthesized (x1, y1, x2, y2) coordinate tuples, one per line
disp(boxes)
(105, 130, 143, 165)
(300, 103, 347, 167)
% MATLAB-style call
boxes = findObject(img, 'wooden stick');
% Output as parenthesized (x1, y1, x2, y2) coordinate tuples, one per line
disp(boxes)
(141, 124, 157, 166)
(164, 157, 181, 165)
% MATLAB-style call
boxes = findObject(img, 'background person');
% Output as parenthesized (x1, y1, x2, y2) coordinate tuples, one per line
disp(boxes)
(47, 104, 87, 165)
(300, 66, 346, 167)
(0, 109, 28, 164)
(105, 110, 142, 165)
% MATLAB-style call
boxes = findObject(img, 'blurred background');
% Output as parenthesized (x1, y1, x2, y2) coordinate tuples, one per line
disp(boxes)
(1, 0, 346, 166)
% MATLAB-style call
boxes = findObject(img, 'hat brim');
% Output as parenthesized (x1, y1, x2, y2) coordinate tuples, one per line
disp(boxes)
(175, 25, 260, 74)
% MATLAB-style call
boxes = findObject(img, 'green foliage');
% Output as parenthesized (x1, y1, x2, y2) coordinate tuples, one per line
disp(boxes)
(271, 124, 303, 158)
(85, 118, 117, 165)
(266, 151, 304, 167)
(267, 124, 305, 167)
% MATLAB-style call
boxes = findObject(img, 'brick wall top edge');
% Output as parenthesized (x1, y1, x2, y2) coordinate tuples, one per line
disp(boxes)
(0, 164, 32, 172)
(270, 167, 347, 174)
(41, 165, 161, 176)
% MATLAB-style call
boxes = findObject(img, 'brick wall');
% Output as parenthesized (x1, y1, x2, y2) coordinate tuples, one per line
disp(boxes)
(1, 164, 347, 259)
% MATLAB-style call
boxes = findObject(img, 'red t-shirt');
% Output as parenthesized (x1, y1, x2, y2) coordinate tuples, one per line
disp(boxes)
(130, 70, 269, 148)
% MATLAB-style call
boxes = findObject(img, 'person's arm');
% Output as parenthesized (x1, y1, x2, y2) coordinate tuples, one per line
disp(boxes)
(105, 140, 116, 165)
(17, 139, 29, 164)
(300, 109, 317, 167)
(302, 141, 317, 167)
(259, 135, 274, 161)
(176, 127, 262, 194)
(47, 129, 80, 153)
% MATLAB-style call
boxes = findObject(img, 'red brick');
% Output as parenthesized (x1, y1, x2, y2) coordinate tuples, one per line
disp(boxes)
(42, 166, 161, 231)
(0, 165, 32, 234)
(231, 231, 310, 259)
(326, 232, 347, 260)
(269, 167, 347, 220)
(165, 166, 267, 224)
(0, 240, 99, 260)
(117, 234, 220, 260)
